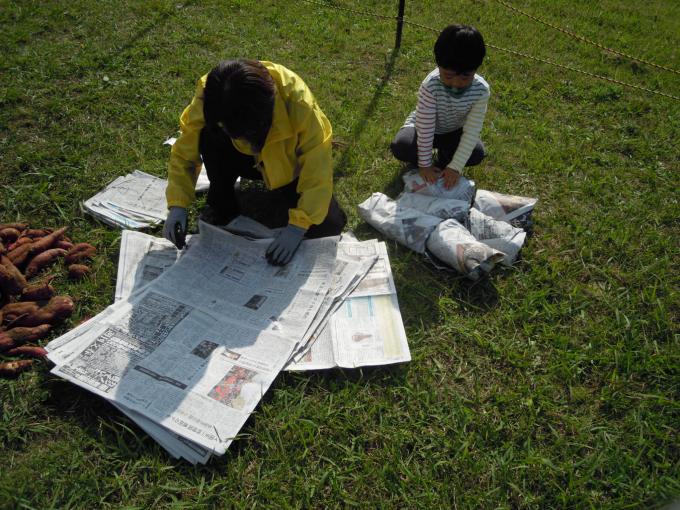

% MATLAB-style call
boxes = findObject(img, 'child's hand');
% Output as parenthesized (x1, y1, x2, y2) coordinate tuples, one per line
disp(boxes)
(419, 166, 440, 184)
(442, 168, 460, 189)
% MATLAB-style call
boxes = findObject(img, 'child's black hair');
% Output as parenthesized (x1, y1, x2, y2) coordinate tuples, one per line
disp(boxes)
(434, 24, 486, 73)
(203, 59, 275, 151)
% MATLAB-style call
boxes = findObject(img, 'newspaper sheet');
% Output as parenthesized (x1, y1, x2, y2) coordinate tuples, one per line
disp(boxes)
(110, 228, 380, 369)
(110, 229, 408, 372)
(115, 230, 191, 302)
(48, 222, 340, 455)
(288, 241, 410, 370)
(111, 402, 212, 464)
(358, 192, 442, 254)
(467, 209, 526, 266)
(396, 192, 469, 222)
(473, 189, 537, 230)
(82, 170, 168, 229)
(426, 219, 505, 280)
(402, 169, 476, 203)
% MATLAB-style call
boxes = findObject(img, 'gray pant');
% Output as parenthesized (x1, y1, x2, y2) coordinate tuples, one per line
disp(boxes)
(390, 126, 485, 168)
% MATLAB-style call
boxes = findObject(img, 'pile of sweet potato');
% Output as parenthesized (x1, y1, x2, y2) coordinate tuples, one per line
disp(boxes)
(0, 222, 96, 378)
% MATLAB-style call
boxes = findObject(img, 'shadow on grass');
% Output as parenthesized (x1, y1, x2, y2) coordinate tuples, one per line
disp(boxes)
(333, 48, 399, 179)
(355, 219, 501, 315)
(85, 0, 199, 75)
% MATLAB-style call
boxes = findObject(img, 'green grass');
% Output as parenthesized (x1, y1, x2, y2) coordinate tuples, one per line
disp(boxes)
(1, 0, 678, 508)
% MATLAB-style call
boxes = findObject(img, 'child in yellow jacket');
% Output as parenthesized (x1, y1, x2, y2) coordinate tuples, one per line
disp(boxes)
(164, 59, 346, 265)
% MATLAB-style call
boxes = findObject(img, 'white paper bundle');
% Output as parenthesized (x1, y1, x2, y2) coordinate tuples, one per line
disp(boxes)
(426, 219, 505, 280)
(357, 193, 442, 254)
(402, 170, 476, 203)
(82, 170, 168, 229)
(396, 192, 470, 222)
(473, 190, 537, 230)
(467, 209, 526, 266)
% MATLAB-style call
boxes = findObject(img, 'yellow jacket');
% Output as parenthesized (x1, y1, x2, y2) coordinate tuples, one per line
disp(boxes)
(165, 61, 333, 230)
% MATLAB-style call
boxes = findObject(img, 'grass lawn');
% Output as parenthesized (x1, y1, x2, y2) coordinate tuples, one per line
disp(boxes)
(1, 0, 678, 508)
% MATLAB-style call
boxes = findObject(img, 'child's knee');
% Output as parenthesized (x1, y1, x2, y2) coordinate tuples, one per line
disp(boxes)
(466, 142, 486, 166)
(390, 138, 413, 163)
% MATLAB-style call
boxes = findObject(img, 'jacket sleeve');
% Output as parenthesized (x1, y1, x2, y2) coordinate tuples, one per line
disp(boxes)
(288, 101, 333, 230)
(166, 77, 207, 209)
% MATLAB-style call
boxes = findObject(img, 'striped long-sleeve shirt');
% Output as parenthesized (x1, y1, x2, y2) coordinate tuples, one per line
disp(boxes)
(404, 68, 490, 171)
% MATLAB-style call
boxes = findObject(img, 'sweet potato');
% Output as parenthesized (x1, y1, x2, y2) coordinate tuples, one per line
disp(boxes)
(0, 255, 26, 296)
(22, 228, 51, 238)
(0, 324, 52, 350)
(0, 255, 26, 289)
(0, 228, 21, 243)
(0, 223, 27, 232)
(0, 264, 27, 295)
(7, 242, 34, 266)
(20, 278, 55, 301)
(25, 248, 67, 278)
(1, 301, 40, 325)
(7, 236, 33, 252)
(68, 264, 90, 280)
(4, 345, 48, 358)
(1, 324, 51, 342)
(10, 296, 74, 327)
(64, 243, 96, 264)
(0, 335, 16, 351)
(28, 226, 68, 255)
(0, 359, 33, 377)
(55, 240, 74, 250)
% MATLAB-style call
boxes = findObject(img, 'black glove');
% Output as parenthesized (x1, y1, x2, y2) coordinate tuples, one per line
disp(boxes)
(163, 206, 188, 249)
(265, 224, 306, 265)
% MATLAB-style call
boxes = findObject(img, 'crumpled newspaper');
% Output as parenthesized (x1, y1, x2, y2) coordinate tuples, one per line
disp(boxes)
(426, 219, 505, 280)
(396, 192, 469, 222)
(402, 170, 476, 204)
(358, 176, 537, 280)
(473, 189, 537, 230)
(357, 193, 442, 254)
(467, 208, 526, 266)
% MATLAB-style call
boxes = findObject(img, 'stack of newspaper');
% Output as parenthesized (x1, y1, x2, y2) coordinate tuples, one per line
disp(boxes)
(46, 219, 410, 464)
(81, 168, 210, 230)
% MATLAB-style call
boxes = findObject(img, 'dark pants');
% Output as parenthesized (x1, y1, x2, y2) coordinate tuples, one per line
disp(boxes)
(390, 126, 485, 168)
(199, 127, 346, 238)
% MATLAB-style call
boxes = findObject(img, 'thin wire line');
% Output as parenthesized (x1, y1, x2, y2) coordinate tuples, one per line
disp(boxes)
(490, 0, 680, 76)
(299, 0, 680, 102)
(484, 44, 680, 101)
